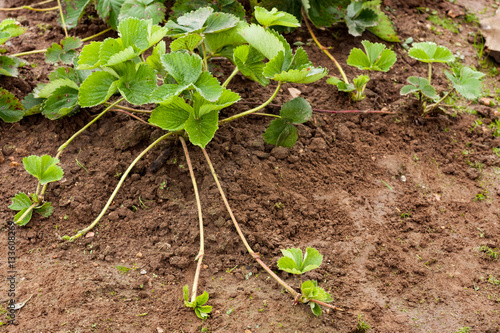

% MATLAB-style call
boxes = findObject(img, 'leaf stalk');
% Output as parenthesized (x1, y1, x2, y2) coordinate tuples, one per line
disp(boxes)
(56, 0, 68, 37)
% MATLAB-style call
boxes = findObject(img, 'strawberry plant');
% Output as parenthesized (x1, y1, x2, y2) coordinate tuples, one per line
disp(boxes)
(277, 247, 335, 316)
(400, 42, 485, 114)
(326, 40, 397, 101)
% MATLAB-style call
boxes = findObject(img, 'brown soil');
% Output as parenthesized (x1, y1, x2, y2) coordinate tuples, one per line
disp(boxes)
(1, 0, 500, 332)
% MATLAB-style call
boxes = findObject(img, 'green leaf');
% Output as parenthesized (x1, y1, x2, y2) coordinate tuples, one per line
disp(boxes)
(345, 2, 378, 37)
(193, 71, 223, 102)
(280, 97, 312, 124)
(445, 67, 485, 100)
(347, 40, 396, 72)
(183, 285, 190, 302)
(364, 0, 399, 42)
(22, 93, 44, 116)
(196, 291, 209, 305)
(9, 193, 33, 226)
(149, 96, 192, 131)
(147, 40, 166, 75)
(193, 89, 240, 117)
(118, 0, 166, 24)
(23, 155, 64, 185)
(161, 52, 202, 85)
(184, 110, 219, 148)
(310, 302, 322, 316)
(0, 19, 25, 42)
(400, 76, 438, 99)
(0, 55, 20, 77)
(239, 24, 285, 60)
(272, 67, 327, 84)
(42, 86, 79, 120)
(254, 6, 300, 28)
(79, 71, 119, 107)
(46, 36, 82, 64)
(301, 0, 349, 28)
(204, 21, 246, 56)
(326, 77, 355, 92)
(408, 42, 454, 63)
(34, 202, 53, 217)
(278, 247, 323, 274)
(263, 118, 298, 147)
(150, 84, 187, 103)
(166, 7, 213, 36)
(353, 74, 370, 89)
(301, 280, 333, 303)
(170, 34, 203, 52)
(117, 63, 157, 105)
(204, 12, 240, 34)
(77, 41, 102, 70)
(36, 79, 79, 99)
(172, 0, 245, 20)
(96, 0, 126, 30)
(61, 0, 91, 29)
(118, 17, 150, 51)
(233, 45, 268, 86)
(0, 88, 24, 122)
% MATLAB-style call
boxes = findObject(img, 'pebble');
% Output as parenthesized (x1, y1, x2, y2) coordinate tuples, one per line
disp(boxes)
(336, 124, 352, 141)
(108, 211, 119, 221)
(157, 328, 165, 333)
(271, 147, 289, 159)
(140, 269, 147, 275)
(309, 137, 327, 150)
(136, 252, 143, 258)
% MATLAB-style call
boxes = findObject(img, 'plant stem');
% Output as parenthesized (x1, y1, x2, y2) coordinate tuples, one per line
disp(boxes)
(302, 9, 349, 84)
(253, 113, 281, 118)
(428, 63, 432, 84)
(424, 89, 453, 114)
(222, 68, 239, 88)
(81, 27, 113, 42)
(180, 137, 205, 303)
(238, 102, 394, 114)
(105, 102, 152, 113)
(310, 299, 344, 312)
(64, 131, 176, 241)
(14, 202, 37, 225)
(110, 109, 157, 127)
(56, 0, 68, 38)
(201, 43, 209, 72)
(219, 82, 282, 124)
(202, 149, 298, 297)
(11, 49, 47, 57)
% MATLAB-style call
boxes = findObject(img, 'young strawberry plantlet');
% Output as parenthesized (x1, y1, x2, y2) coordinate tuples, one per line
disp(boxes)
(327, 40, 397, 101)
(9, 155, 63, 225)
(400, 42, 485, 114)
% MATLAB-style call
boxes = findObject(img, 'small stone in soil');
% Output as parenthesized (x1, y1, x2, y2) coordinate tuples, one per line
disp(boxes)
(136, 252, 143, 258)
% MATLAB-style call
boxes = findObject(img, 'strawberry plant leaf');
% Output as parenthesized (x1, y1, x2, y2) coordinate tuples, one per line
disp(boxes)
(150, 84, 187, 103)
(118, 17, 150, 51)
(345, 2, 378, 37)
(352, 74, 370, 101)
(326, 77, 355, 92)
(77, 41, 102, 70)
(96, 0, 126, 30)
(444, 66, 485, 100)
(0, 55, 20, 77)
(193, 72, 223, 102)
(400, 76, 438, 99)
(166, 7, 214, 36)
(310, 302, 322, 316)
(183, 285, 190, 302)
(117, 63, 157, 105)
(301, 280, 333, 305)
(0, 19, 25, 42)
(36, 79, 79, 99)
(118, 0, 166, 25)
(23, 155, 64, 185)
(34, 202, 53, 217)
(408, 42, 454, 63)
(193, 89, 240, 117)
(272, 67, 327, 84)
(254, 6, 300, 28)
(61, 0, 91, 29)
(161, 52, 203, 86)
(42, 86, 79, 120)
(22, 93, 44, 116)
(239, 24, 285, 61)
(196, 291, 209, 305)
(46, 36, 82, 64)
(170, 34, 204, 52)
(263, 118, 298, 147)
(364, 0, 399, 42)
(147, 41, 166, 75)
(204, 12, 240, 34)
(149, 96, 192, 131)
(172, 0, 245, 20)
(204, 21, 246, 56)
(278, 247, 323, 274)
(301, 0, 349, 28)
(78, 71, 119, 107)
(347, 40, 396, 72)
(0, 88, 24, 122)
(279, 97, 312, 124)
(184, 110, 219, 148)
(9, 193, 33, 226)
(233, 45, 269, 86)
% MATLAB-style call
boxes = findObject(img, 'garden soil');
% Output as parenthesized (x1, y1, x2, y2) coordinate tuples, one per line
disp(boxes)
(1, 0, 500, 332)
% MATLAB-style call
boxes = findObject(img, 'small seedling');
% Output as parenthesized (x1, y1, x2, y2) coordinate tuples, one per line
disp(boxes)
(327, 40, 396, 101)
(183, 285, 212, 320)
(476, 245, 499, 260)
(355, 313, 371, 332)
(401, 42, 485, 115)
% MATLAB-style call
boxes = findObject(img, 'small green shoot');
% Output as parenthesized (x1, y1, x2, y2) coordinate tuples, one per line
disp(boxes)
(254, 7, 300, 28)
(355, 313, 371, 332)
(300, 280, 333, 316)
(476, 246, 499, 260)
(277, 247, 323, 274)
(116, 265, 131, 273)
(183, 285, 212, 320)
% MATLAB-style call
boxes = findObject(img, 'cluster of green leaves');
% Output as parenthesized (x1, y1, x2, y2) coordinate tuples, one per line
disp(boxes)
(0, 19, 26, 123)
(400, 42, 485, 114)
(60, 0, 166, 31)
(171, 0, 245, 20)
(277, 247, 332, 316)
(9, 155, 63, 226)
(327, 40, 396, 101)
(183, 285, 212, 319)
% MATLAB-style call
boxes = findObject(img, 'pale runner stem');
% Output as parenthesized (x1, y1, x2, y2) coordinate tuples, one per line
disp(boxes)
(110, 109, 156, 127)
(239, 102, 393, 114)
(302, 9, 349, 84)
(56, 0, 68, 37)
(428, 63, 432, 84)
(180, 137, 205, 302)
(11, 49, 47, 57)
(81, 27, 113, 42)
(65, 131, 176, 241)
(222, 68, 239, 88)
(105, 102, 152, 113)
(39, 98, 124, 199)
(201, 149, 298, 298)
(310, 299, 344, 312)
(424, 89, 453, 114)
(219, 82, 282, 124)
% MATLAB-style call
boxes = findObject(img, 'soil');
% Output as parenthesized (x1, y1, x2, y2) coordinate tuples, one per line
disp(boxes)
(1, 0, 500, 332)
